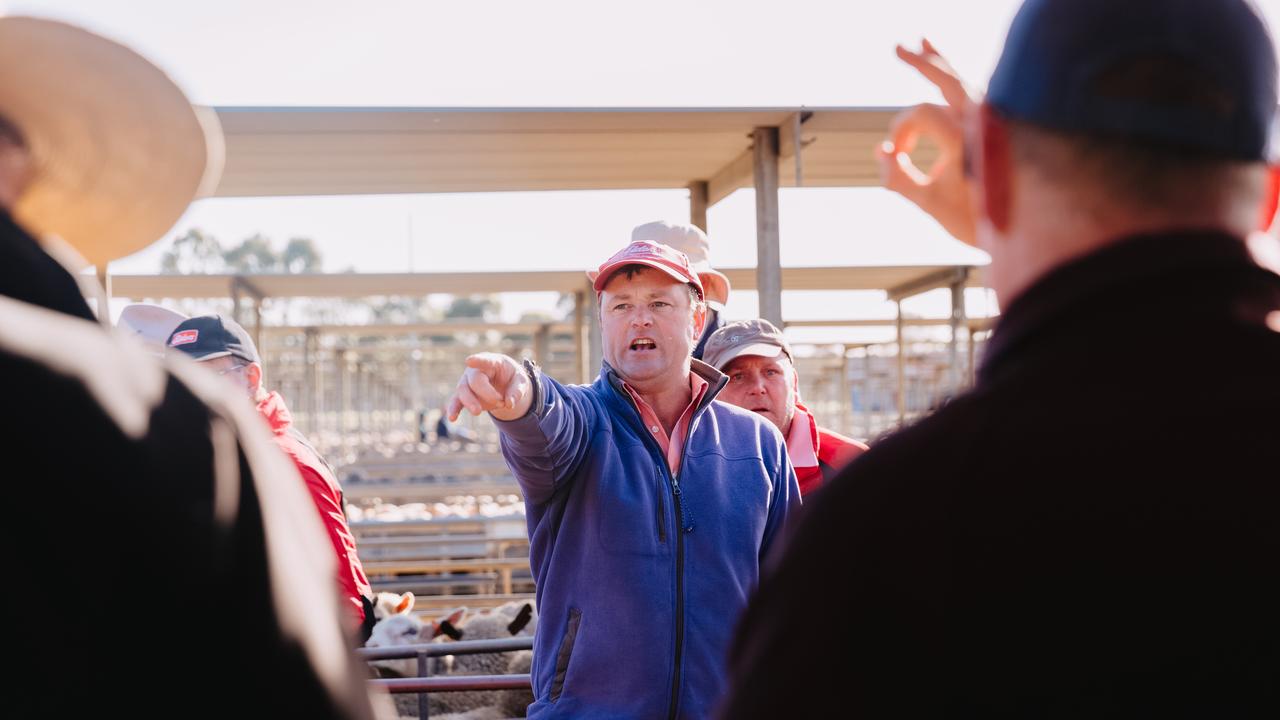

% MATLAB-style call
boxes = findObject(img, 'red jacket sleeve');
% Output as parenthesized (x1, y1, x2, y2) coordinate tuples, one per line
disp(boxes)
(294, 461, 372, 625)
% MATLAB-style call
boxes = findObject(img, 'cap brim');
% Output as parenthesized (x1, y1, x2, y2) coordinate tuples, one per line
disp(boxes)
(697, 270, 731, 306)
(0, 17, 223, 266)
(710, 342, 786, 370)
(181, 349, 234, 362)
(591, 258, 700, 295)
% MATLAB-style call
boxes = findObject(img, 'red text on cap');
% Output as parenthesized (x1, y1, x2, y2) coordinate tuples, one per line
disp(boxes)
(170, 329, 199, 346)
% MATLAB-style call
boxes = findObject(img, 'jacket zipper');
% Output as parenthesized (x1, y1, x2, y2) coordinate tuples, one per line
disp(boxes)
(667, 463, 686, 720)
(665, 416, 701, 720)
(610, 370, 724, 720)
(655, 464, 666, 543)
(639, 432, 691, 720)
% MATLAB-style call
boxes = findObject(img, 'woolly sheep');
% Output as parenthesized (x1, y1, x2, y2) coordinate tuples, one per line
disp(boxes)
(426, 604, 536, 718)
(365, 607, 466, 679)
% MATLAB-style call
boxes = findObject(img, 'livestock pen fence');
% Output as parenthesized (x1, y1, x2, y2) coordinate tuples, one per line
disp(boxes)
(248, 318, 994, 457)
(360, 635, 534, 720)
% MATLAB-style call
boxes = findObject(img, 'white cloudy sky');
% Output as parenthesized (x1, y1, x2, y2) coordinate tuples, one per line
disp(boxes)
(10, 0, 1279, 339)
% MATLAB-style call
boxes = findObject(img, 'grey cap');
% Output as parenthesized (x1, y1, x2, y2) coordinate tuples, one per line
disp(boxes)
(702, 319, 793, 371)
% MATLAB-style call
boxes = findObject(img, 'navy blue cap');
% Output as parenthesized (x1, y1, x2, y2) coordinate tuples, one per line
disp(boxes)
(988, 0, 1278, 161)
(165, 314, 260, 364)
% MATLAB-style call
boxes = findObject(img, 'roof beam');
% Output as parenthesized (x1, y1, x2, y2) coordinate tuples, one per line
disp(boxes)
(706, 147, 755, 206)
(886, 267, 971, 301)
(108, 265, 987, 300)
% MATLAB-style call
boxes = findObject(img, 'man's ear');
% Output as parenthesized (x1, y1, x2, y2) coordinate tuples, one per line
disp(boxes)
(1258, 164, 1280, 232)
(692, 299, 707, 339)
(977, 104, 1013, 234)
(245, 362, 263, 394)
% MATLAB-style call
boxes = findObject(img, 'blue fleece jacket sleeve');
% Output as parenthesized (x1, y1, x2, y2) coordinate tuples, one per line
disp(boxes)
(759, 429, 801, 564)
(493, 369, 596, 506)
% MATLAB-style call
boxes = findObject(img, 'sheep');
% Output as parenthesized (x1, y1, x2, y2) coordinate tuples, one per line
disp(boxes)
(365, 607, 466, 679)
(364, 603, 536, 718)
(373, 591, 416, 620)
(431, 708, 508, 720)
(425, 603, 537, 719)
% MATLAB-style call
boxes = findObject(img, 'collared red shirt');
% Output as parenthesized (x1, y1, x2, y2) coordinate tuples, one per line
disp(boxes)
(621, 372, 709, 476)
(786, 402, 867, 496)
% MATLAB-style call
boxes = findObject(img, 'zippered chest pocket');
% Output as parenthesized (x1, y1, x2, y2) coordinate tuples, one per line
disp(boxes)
(594, 449, 670, 556)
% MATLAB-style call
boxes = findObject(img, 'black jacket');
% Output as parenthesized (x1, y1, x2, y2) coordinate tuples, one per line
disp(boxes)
(1, 211, 373, 719)
(721, 232, 1280, 718)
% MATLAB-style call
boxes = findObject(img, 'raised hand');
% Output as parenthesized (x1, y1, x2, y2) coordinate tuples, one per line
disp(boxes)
(876, 39, 979, 246)
(446, 352, 533, 422)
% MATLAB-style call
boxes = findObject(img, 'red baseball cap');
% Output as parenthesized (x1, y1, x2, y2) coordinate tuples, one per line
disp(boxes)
(589, 240, 705, 299)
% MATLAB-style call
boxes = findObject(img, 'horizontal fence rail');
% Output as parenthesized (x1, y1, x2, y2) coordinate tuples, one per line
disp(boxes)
(362, 636, 535, 719)
(371, 674, 532, 693)
(358, 636, 533, 661)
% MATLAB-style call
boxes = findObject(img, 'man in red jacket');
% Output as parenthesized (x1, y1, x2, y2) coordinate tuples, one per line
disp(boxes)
(703, 319, 866, 496)
(167, 314, 376, 639)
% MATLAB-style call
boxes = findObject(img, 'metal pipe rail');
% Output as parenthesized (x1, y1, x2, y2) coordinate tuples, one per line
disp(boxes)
(361, 636, 534, 719)
(358, 636, 532, 661)
(372, 674, 532, 693)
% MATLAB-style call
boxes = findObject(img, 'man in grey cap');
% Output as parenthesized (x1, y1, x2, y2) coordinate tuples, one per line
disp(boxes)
(703, 319, 866, 497)
(723, 0, 1280, 716)
(630, 220, 731, 359)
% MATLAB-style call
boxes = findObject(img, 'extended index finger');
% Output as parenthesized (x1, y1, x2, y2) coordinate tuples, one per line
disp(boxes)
(896, 42, 972, 112)
(465, 367, 505, 407)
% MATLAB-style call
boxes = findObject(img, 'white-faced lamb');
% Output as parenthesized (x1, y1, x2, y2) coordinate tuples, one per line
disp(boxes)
(373, 591, 417, 620)
(364, 603, 536, 719)
(425, 602, 536, 719)
(365, 607, 466, 680)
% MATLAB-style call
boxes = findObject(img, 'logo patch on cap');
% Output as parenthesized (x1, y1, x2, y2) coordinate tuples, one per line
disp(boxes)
(170, 329, 199, 346)
(624, 242, 660, 257)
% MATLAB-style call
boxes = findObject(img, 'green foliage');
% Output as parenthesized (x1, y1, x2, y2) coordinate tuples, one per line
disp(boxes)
(282, 237, 323, 273)
(223, 234, 280, 273)
(160, 229, 225, 274)
(159, 229, 323, 275)
(445, 295, 500, 320)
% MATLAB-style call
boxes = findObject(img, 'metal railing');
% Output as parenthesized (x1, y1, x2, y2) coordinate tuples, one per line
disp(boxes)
(360, 636, 533, 719)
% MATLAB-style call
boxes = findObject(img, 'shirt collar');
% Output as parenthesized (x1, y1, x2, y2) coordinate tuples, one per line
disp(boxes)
(255, 390, 292, 433)
(785, 402, 820, 468)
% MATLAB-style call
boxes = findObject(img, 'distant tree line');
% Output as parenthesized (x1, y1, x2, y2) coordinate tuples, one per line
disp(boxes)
(155, 228, 511, 326)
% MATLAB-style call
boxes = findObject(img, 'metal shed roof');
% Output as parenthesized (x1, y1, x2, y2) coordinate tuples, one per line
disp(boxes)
(213, 106, 925, 204)
(109, 264, 980, 301)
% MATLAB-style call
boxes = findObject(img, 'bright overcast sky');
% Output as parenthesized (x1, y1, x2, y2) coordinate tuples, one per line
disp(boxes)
(10, 0, 1280, 333)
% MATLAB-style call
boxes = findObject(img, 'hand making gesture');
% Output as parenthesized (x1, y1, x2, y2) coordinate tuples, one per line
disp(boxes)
(446, 352, 534, 423)
(876, 39, 980, 246)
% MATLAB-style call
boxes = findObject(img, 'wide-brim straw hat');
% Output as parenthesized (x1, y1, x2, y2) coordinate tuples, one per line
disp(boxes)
(0, 16, 223, 267)
(629, 220, 731, 306)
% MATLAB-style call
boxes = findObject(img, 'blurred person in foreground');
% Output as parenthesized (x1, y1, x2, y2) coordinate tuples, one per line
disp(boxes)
(0, 16, 373, 719)
(621, 220, 732, 359)
(167, 314, 378, 643)
(449, 240, 799, 718)
(721, 0, 1280, 716)
(703, 319, 867, 497)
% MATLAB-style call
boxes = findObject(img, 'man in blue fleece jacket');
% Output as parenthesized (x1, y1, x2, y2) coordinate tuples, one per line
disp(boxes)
(448, 239, 800, 719)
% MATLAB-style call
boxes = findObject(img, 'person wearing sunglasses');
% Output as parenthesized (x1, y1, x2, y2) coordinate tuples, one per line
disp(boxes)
(167, 314, 378, 644)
